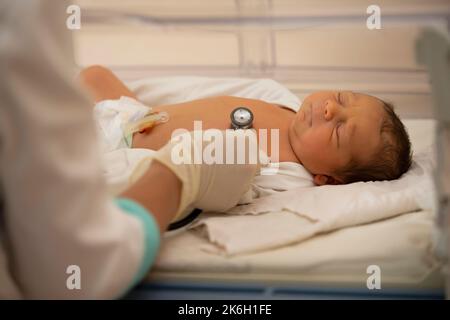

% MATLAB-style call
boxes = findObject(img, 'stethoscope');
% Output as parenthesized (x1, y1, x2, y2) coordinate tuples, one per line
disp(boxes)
(167, 106, 254, 231)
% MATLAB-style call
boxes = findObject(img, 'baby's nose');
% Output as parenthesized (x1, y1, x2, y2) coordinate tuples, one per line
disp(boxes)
(324, 100, 338, 121)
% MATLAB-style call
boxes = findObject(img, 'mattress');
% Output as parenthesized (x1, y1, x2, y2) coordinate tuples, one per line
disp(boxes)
(148, 210, 442, 290)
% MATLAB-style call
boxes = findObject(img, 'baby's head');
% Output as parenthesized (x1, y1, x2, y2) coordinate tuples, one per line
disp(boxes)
(288, 91, 412, 185)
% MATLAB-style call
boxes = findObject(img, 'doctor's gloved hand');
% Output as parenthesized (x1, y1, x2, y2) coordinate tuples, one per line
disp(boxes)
(131, 129, 265, 222)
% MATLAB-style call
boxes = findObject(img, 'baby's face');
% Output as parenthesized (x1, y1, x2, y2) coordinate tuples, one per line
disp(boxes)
(288, 91, 385, 185)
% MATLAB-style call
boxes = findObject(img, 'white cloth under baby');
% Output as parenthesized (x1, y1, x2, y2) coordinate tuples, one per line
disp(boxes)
(127, 76, 302, 113)
(188, 150, 436, 255)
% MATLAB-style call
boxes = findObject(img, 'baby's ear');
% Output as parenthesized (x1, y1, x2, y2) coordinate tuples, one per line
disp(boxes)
(313, 174, 328, 186)
(313, 174, 343, 186)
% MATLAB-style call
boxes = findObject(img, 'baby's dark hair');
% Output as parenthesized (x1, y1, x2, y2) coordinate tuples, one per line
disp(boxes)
(334, 101, 413, 183)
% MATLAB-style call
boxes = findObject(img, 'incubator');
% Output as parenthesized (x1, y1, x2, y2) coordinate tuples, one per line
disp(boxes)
(74, 0, 450, 299)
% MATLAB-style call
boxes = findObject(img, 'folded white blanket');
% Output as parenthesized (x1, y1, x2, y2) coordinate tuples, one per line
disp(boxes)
(189, 150, 436, 256)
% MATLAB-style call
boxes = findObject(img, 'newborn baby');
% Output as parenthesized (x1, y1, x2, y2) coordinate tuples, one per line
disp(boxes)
(80, 65, 412, 187)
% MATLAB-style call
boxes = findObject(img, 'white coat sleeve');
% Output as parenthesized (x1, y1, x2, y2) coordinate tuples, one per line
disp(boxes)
(0, 0, 160, 298)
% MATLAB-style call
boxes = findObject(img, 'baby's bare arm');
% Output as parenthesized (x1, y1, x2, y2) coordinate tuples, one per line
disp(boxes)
(78, 65, 137, 103)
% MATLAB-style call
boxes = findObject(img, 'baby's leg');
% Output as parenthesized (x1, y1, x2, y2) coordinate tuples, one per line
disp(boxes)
(78, 65, 137, 103)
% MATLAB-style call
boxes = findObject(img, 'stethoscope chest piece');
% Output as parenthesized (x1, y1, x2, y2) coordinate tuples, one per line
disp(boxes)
(230, 107, 254, 130)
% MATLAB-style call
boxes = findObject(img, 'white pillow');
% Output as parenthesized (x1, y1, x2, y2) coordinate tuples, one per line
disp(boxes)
(227, 143, 436, 227)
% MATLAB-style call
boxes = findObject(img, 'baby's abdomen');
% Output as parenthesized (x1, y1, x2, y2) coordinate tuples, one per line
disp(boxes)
(132, 96, 241, 150)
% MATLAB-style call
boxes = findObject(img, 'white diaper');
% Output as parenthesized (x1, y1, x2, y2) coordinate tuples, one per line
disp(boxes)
(101, 148, 156, 195)
(93, 96, 152, 154)
(94, 96, 160, 195)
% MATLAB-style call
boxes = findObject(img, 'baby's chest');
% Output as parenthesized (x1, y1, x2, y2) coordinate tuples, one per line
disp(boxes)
(132, 97, 288, 151)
